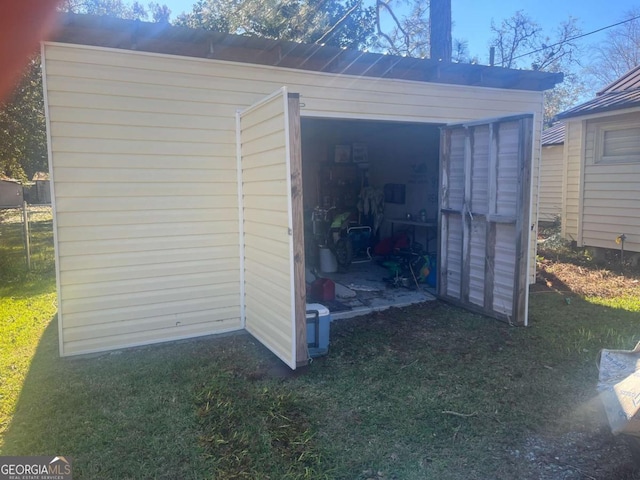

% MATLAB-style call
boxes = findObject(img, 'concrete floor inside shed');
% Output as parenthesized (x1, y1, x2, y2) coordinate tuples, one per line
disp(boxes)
(309, 261, 436, 320)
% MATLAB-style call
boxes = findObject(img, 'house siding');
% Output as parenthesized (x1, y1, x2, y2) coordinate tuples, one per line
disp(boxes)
(43, 42, 544, 355)
(580, 113, 640, 253)
(561, 120, 583, 241)
(539, 144, 563, 222)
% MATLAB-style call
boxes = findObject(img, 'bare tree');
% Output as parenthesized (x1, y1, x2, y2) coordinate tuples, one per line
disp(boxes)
(585, 8, 640, 90)
(490, 11, 541, 69)
(489, 11, 585, 125)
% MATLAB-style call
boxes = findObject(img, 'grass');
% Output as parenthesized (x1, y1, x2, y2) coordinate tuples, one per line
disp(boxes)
(0, 206, 56, 443)
(1, 216, 640, 478)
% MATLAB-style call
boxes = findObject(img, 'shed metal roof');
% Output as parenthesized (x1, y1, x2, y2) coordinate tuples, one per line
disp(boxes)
(556, 89, 640, 120)
(598, 64, 640, 94)
(556, 64, 640, 120)
(541, 122, 565, 145)
(48, 14, 563, 92)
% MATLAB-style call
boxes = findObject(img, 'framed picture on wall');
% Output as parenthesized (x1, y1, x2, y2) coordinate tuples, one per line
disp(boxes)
(334, 144, 351, 163)
(352, 143, 368, 163)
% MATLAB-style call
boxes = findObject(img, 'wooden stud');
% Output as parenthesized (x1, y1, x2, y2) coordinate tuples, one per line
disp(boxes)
(484, 221, 496, 311)
(460, 127, 472, 303)
(488, 122, 498, 217)
(512, 116, 533, 325)
(288, 93, 309, 367)
(438, 128, 450, 297)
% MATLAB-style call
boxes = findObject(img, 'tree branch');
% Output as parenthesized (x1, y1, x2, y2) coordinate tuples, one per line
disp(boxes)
(376, 0, 409, 54)
(315, 0, 361, 45)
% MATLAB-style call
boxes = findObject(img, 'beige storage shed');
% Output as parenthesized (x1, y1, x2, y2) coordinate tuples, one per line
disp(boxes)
(557, 65, 640, 255)
(32, 171, 52, 204)
(42, 14, 562, 368)
(0, 177, 24, 208)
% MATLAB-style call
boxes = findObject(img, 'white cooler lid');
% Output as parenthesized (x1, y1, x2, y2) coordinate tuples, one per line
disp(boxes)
(305, 303, 330, 316)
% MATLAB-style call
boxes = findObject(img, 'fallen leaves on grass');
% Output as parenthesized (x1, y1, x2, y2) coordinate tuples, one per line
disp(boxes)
(537, 258, 640, 299)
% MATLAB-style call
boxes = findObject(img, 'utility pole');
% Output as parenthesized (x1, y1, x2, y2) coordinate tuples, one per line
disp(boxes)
(430, 0, 451, 62)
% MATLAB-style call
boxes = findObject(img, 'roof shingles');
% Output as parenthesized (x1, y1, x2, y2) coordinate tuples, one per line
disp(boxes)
(541, 122, 565, 145)
(557, 64, 640, 120)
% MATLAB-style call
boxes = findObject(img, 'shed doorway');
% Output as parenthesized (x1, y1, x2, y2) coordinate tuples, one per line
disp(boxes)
(236, 88, 533, 369)
(300, 118, 442, 318)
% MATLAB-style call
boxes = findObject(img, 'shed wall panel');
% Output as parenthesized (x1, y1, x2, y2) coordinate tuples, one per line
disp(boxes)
(44, 44, 244, 356)
(239, 91, 297, 367)
(44, 42, 544, 355)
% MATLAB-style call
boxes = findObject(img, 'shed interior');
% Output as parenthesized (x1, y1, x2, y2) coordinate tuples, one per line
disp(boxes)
(300, 118, 442, 316)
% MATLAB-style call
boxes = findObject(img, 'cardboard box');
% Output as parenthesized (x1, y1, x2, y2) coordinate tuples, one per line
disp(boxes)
(598, 343, 640, 435)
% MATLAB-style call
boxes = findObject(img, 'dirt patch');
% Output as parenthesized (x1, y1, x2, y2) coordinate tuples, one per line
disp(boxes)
(512, 429, 639, 480)
(536, 258, 640, 298)
(536, 224, 640, 299)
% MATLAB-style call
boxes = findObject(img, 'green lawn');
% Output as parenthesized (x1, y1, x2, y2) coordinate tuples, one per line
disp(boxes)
(2, 215, 640, 479)
(0, 207, 56, 443)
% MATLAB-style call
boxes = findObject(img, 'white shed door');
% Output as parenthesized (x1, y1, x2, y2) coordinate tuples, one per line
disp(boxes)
(439, 115, 533, 325)
(236, 88, 307, 369)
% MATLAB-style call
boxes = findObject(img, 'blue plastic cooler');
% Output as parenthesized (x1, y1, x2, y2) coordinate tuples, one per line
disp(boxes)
(306, 303, 331, 357)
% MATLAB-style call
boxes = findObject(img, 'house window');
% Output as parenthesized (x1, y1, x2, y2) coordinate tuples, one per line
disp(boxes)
(597, 124, 640, 164)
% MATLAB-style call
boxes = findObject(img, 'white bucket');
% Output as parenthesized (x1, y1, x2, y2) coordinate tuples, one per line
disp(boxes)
(319, 246, 338, 273)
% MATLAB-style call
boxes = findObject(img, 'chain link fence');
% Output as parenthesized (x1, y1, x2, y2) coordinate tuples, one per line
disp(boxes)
(0, 203, 54, 279)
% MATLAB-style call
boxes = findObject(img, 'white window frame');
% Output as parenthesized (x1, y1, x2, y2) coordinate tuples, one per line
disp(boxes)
(595, 120, 640, 164)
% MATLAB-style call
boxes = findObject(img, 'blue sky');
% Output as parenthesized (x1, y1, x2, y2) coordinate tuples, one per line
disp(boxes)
(452, 0, 637, 63)
(159, 0, 638, 63)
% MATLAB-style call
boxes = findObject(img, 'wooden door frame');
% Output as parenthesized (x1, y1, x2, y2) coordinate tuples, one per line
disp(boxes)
(286, 92, 309, 367)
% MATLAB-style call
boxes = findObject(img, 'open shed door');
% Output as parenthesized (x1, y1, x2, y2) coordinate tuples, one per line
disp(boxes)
(236, 88, 308, 369)
(439, 114, 533, 325)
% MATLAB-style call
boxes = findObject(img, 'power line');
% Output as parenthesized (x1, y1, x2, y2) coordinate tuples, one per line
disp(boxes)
(511, 14, 640, 61)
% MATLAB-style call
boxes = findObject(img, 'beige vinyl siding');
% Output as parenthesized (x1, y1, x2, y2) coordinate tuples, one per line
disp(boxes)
(539, 144, 563, 221)
(43, 43, 243, 356)
(579, 113, 640, 253)
(238, 90, 296, 367)
(561, 120, 583, 241)
(44, 42, 545, 354)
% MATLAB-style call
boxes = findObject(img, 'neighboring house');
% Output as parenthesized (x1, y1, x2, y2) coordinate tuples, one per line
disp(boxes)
(539, 122, 565, 223)
(32, 172, 52, 204)
(42, 14, 562, 367)
(0, 176, 23, 208)
(557, 65, 640, 256)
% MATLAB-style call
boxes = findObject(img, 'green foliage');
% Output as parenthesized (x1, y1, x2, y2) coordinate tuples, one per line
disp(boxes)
(175, 0, 377, 51)
(543, 70, 587, 127)
(58, 0, 165, 21)
(0, 58, 47, 182)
